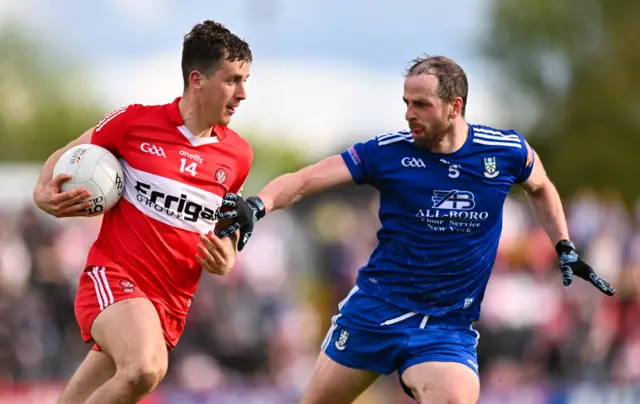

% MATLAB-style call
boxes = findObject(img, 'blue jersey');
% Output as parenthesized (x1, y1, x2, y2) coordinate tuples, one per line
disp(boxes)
(340, 124, 534, 321)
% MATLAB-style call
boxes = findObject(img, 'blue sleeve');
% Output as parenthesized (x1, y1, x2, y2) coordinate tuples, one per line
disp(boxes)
(340, 139, 379, 186)
(515, 134, 535, 183)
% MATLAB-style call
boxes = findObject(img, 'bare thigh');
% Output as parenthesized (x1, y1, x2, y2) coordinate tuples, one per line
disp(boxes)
(301, 352, 381, 404)
(57, 350, 116, 404)
(401, 361, 480, 404)
(90, 297, 168, 386)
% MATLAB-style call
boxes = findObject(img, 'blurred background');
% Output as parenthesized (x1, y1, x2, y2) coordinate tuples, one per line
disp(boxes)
(1, 0, 639, 403)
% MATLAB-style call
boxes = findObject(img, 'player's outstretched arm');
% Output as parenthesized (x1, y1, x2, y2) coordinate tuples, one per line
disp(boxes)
(521, 145, 615, 296)
(258, 154, 353, 213)
(33, 128, 95, 218)
(216, 155, 354, 250)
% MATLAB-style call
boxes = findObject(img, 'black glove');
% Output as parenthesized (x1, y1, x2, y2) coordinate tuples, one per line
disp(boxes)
(216, 193, 266, 251)
(555, 239, 615, 296)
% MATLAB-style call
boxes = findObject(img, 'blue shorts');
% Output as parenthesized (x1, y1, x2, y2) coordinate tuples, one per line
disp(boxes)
(321, 286, 480, 393)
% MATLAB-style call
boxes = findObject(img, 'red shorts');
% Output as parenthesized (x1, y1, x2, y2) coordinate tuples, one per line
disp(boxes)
(74, 265, 185, 350)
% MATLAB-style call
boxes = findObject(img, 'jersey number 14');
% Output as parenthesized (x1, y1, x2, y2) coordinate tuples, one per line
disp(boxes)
(180, 158, 198, 176)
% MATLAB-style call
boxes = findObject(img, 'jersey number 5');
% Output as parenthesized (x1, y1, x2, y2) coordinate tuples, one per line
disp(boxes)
(448, 165, 460, 178)
(180, 158, 198, 176)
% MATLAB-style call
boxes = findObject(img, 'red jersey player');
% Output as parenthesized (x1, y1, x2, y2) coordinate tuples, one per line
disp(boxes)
(32, 21, 252, 404)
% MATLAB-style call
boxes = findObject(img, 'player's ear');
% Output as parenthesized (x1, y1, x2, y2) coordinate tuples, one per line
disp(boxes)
(189, 70, 205, 90)
(450, 98, 463, 119)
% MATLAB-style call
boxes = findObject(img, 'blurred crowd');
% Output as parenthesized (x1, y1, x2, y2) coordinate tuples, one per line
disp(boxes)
(0, 184, 639, 402)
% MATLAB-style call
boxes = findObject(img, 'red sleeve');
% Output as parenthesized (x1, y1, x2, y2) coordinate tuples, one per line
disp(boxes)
(230, 143, 253, 195)
(91, 105, 137, 155)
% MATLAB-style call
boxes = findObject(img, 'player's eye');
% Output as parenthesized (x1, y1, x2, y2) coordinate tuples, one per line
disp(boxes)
(228, 76, 247, 85)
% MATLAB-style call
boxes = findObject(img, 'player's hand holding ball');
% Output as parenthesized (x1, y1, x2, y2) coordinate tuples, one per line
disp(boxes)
(556, 240, 616, 296)
(196, 232, 236, 275)
(33, 173, 93, 218)
(36, 144, 124, 218)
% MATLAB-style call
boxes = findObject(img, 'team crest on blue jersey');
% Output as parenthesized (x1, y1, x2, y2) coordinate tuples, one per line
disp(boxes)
(335, 329, 349, 351)
(483, 157, 499, 178)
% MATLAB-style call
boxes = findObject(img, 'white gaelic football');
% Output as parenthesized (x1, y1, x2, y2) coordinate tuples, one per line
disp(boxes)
(53, 144, 125, 216)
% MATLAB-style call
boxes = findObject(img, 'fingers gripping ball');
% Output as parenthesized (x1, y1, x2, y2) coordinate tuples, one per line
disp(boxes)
(53, 144, 125, 216)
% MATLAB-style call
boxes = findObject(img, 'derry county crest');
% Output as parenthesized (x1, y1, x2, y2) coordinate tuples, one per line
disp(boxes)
(215, 168, 227, 184)
(335, 329, 349, 351)
(483, 157, 499, 178)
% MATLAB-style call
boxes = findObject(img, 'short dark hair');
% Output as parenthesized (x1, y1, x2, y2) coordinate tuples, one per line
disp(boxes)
(405, 55, 468, 116)
(181, 20, 253, 87)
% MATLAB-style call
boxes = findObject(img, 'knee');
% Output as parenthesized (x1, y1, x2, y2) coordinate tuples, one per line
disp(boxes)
(411, 383, 478, 404)
(118, 360, 167, 393)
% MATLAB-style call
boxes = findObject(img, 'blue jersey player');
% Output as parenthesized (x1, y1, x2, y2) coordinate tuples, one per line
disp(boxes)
(215, 56, 615, 404)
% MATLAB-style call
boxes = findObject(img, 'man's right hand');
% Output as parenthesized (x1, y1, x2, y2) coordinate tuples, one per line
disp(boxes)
(34, 173, 93, 218)
(216, 193, 266, 251)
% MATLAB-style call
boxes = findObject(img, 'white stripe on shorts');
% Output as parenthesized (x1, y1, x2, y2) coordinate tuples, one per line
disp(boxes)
(87, 266, 114, 311)
(321, 285, 359, 351)
(321, 314, 341, 352)
(98, 266, 114, 306)
(87, 268, 104, 311)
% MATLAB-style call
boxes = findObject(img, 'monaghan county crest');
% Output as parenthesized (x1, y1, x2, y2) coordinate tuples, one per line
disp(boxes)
(483, 157, 499, 178)
(335, 329, 349, 351)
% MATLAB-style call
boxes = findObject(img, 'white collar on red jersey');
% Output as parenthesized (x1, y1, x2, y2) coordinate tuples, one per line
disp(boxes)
(166, 97, 228, 146)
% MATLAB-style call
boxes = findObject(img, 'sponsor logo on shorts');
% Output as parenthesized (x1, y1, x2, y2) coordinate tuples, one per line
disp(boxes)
(119, 280, 135, 293)
(335, 329, 349, 351)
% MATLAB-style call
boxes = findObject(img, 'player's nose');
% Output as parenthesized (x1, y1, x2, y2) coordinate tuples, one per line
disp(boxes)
(405, 110, 416, 123)
(235, 83, 247, 101)
(405, 107, 416, 122)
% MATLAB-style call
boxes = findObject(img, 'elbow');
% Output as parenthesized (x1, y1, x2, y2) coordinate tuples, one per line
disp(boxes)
(526, 177, 553, 198)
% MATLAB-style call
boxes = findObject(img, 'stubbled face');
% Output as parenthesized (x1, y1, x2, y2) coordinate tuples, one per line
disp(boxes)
(403, 74, 453, 149)
(190, 58, 250, 126)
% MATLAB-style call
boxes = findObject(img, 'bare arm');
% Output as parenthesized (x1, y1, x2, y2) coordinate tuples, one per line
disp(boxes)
(521, 146, 570, 245)
(257, 155, 354, 213)
(521, 144, 616, 296)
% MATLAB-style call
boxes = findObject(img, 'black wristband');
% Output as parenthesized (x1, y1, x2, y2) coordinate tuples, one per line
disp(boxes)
(247, 196, 266, 220)
(555, 239, 576, 255)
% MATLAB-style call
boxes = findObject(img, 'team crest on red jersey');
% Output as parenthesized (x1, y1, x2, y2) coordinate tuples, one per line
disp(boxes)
(119, 280, 135, 293)
(215, 168, 227, 184)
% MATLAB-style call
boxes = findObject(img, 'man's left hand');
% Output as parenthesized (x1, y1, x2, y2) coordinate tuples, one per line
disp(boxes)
(556, 240, 615, 296)
(196, 232, 236, 275)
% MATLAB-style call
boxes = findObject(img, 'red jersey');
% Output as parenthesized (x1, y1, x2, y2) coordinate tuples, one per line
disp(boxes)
(86, 97, 252, 319)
